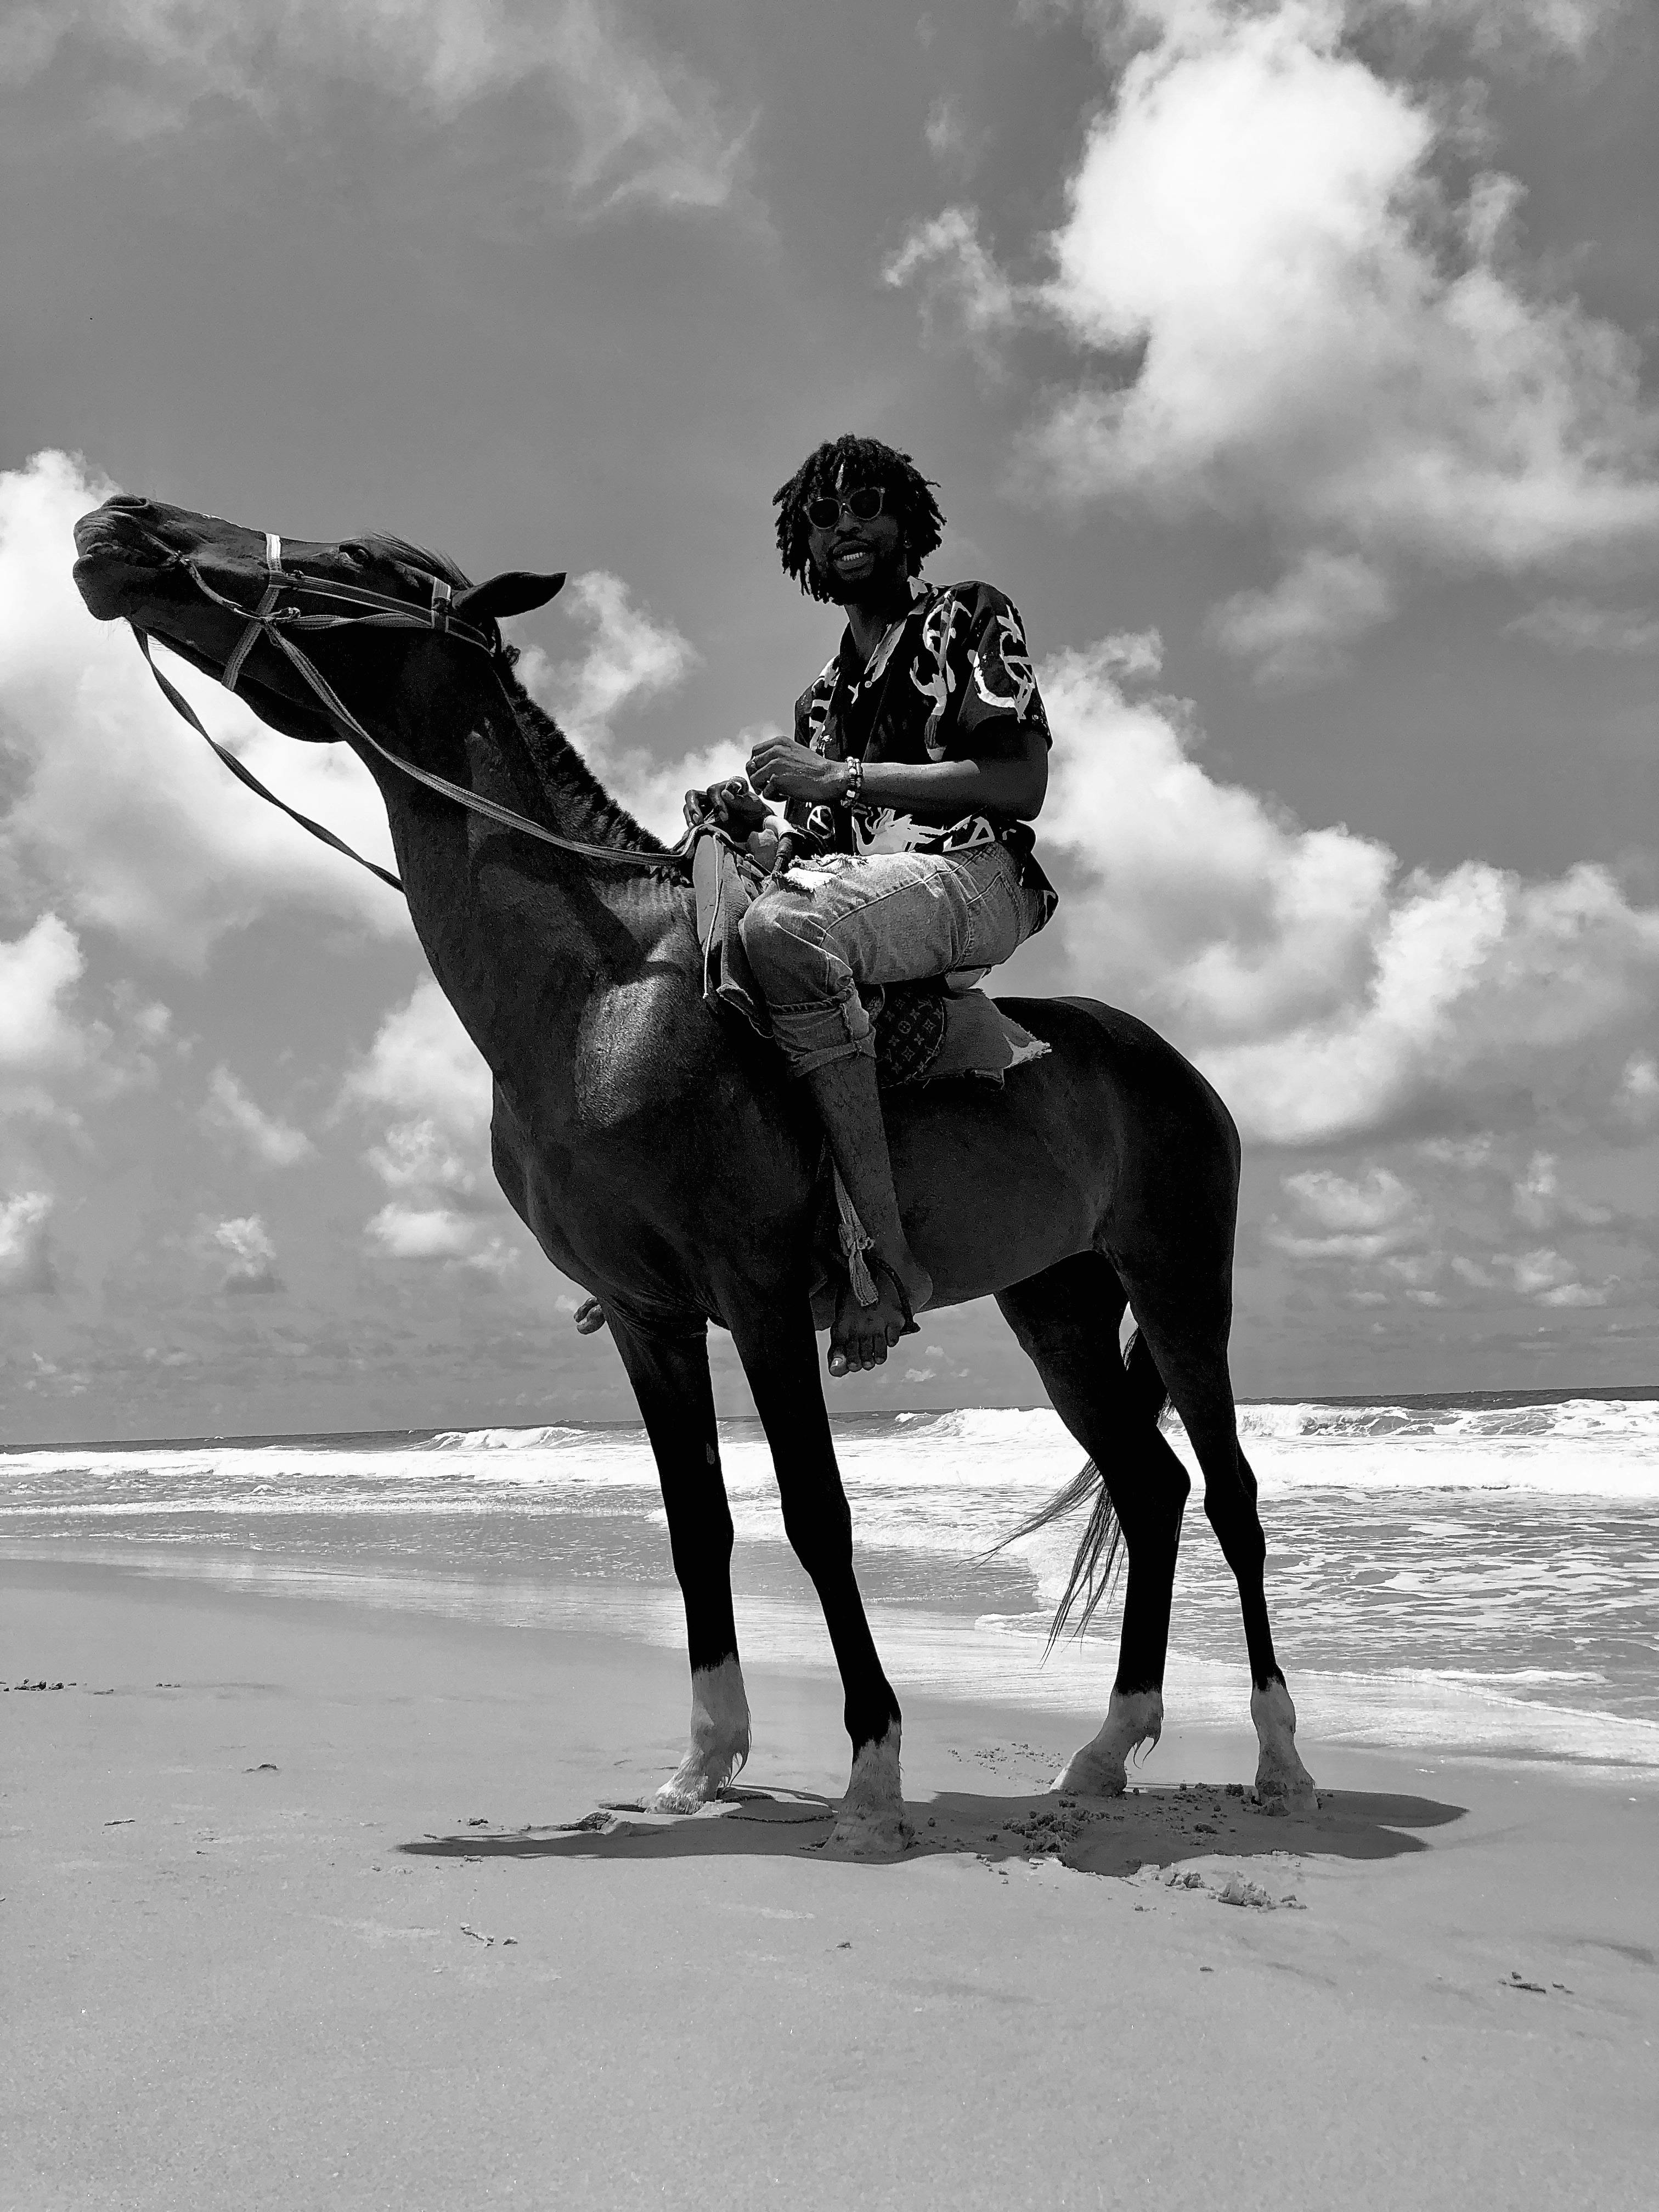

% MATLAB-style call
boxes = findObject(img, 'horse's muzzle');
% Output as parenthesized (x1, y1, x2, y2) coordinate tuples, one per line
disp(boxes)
(72, 504, 161, 621)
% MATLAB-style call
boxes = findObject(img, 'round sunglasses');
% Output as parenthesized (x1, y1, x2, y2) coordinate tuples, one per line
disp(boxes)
(805, 486, 887, 529)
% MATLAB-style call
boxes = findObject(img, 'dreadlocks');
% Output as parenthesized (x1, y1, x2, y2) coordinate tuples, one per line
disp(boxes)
(772, 436, 945, 600)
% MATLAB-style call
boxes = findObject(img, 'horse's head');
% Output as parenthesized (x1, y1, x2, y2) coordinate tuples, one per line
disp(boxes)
(72, 493, 565, 743)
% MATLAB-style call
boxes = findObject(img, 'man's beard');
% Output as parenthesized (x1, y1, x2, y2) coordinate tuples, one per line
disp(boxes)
(810, 535, 910, 606)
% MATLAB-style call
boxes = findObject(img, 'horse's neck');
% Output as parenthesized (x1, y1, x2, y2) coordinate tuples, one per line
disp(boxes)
(504, 673, 664, 859)
(357, 667, 676, 1094)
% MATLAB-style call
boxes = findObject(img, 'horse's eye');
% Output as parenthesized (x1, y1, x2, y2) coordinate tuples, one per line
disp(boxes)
(338, 542, 369, 567)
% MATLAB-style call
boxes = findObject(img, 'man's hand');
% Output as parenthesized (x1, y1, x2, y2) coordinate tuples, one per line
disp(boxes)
(746, 735, 846, 805)
(683, 777, 770, 838)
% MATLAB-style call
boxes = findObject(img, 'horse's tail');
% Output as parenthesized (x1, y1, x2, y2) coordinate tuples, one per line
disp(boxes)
(986, 1325, 1169, 1654)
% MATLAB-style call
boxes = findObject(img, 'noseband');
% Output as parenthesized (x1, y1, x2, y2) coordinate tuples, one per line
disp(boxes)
(134, 530, 685, 891)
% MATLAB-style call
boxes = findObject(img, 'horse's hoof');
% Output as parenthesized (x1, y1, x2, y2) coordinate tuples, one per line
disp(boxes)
(1250, 1763, 1318, 1818)
(832, 1726, 909, 1852)
(1051, 1745, 1127, 1798)
(1250, 1782, 1318, 1818)
(829, 1809, 915, 1855)
(650, 1780, 708, 1815)
(1249, 1678, 1315, 1815)
(653, 1659, 750, 1813)
(1051, 1688, 1163, 1798)
(650, 1756, 739, 1814)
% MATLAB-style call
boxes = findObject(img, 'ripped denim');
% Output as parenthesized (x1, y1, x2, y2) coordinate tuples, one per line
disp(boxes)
(737, 839, 1044, 1077)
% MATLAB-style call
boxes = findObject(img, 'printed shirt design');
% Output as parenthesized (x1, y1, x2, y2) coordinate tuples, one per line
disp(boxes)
(791, 578, 1057, 925)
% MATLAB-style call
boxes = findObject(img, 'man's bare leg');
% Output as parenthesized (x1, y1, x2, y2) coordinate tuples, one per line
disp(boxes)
(804, 1053, 933, 1376)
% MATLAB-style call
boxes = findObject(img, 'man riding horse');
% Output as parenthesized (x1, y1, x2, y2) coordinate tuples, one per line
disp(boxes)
(72, 473, 1317, 1838)
(692, 435, 1057, 1380)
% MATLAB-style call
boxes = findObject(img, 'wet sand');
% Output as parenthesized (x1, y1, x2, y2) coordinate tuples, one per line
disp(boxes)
(4, 1556, 1656, 2209)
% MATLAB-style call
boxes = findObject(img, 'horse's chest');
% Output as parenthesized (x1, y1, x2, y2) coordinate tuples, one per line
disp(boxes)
(491, 967, 798, 1302)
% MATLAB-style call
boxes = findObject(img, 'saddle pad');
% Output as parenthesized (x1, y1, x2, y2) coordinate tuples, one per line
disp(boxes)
(869, 980, 947, 1085)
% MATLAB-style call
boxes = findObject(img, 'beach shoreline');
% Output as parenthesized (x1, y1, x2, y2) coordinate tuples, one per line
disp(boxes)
(5, 1554, 1655, 2209)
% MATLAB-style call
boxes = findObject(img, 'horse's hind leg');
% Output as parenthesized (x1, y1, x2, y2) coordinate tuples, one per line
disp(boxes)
(996, 1253, 1192, 1797)
(1116, 1280, 1316, 1812)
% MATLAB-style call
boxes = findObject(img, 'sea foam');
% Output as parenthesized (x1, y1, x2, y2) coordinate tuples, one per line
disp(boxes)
(5, 1396, 1655, 1769)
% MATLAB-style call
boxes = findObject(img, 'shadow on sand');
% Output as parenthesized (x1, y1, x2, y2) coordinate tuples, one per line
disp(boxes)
(399, 1780, 1464, 1875)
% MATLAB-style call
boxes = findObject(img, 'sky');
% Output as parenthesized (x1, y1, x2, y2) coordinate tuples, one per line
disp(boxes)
(1, 0, 1656, 1442)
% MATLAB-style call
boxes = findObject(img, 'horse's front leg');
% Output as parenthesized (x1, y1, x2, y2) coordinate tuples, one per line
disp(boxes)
(603, 1307, 751, 1812)
(728, 1293, 911, 1854)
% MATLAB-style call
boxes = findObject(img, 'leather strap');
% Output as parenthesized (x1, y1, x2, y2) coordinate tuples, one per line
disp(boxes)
(137, 629, 405, 893)
(135, 541, 691, 888)
(221, 532, 283, 696)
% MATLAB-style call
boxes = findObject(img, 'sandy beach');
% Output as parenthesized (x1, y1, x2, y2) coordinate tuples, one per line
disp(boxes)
(4, 1553, 1655, 2211)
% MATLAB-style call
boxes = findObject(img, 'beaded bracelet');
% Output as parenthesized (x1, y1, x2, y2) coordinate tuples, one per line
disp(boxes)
(843, 755, 864, 805)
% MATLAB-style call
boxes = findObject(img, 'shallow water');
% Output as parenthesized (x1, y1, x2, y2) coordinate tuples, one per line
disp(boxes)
(5, 1397, 1656, 1770)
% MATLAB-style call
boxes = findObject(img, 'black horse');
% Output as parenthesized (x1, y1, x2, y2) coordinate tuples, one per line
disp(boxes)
(73, 493, 1316, 1848)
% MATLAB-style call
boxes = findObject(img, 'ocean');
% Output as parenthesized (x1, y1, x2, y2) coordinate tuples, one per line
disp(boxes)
(4, 1395, 1656, 1775)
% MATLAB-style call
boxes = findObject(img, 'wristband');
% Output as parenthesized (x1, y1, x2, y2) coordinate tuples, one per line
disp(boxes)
(843, 755, 864, 806)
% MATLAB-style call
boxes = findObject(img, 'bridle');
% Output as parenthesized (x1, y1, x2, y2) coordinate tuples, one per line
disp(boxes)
(132, 530, 688, 891)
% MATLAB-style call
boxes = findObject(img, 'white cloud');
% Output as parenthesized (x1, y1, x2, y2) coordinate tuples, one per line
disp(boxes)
(1534, 1278, 1609, 1307)
(341, 976, 492, 1139)
(202, 1067, 314, 1167)
(890, 1, 1659, 672)
(1035, 4, 1659, 551)
(1, 450, 408, 969)
(365, 1204, 478, 1262)
(1510, 1150, 1611, 1231)
(1, 1, 751, 213)
(1505, 599, 1659, 654)
(1612, 1053, 1659, 1131)
(519, 570, 749, 836)
(1259, 1133, 1640, 1312)
(1041, 640, 1659, 1144)
(882, 208, 1021, 359)
(1207, 551, 1396, 686)
(1269, 1166, 1432, 1259)
(924, 97, 967, 163)
(530, 571, 698, 746)
(0, 1190, 57, 1294)
(0, 914, 89, 1077)
(1363, 0, 1622, 63)
(0, 911, 166, 1122)
(1505, 1245, 1601, 1302)
(364, 1118, 477, 1198)
(342, 977, 517, 1271)
(213, 1212, 280, 1293)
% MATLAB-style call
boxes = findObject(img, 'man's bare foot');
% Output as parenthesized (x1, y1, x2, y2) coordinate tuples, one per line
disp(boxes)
(827, 1254, 932, 1377)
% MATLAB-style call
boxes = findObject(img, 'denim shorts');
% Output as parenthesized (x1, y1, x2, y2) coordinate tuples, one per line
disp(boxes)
(737, 839, 1045, 1076)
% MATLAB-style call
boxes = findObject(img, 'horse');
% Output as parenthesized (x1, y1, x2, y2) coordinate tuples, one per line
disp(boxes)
(71, 493, 1316, 1849)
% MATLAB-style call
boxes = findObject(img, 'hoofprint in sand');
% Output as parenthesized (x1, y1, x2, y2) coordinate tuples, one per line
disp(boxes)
(7, 1560, 1657, 2212)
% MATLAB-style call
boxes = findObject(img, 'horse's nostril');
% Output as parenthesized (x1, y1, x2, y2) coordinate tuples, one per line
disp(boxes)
(106, 494, 151, 513)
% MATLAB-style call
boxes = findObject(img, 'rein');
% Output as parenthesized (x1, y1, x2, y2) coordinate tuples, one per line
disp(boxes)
(134, 532, 687, 893)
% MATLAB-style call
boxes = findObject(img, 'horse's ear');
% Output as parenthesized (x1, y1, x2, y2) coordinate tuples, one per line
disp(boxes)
(454, 570, 566, 622)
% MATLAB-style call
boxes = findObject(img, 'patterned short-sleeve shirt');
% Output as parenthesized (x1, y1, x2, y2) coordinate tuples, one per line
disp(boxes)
(790, 577, 1057, 926)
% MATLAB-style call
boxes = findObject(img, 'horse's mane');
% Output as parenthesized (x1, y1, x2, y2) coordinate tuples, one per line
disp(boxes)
(496, 662, 671, 863)
(361, 533, 673, 869)
(359, 533, 473, 591)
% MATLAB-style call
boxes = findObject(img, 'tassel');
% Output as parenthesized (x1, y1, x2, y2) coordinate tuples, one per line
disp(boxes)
(834, 1169, 880, 1307)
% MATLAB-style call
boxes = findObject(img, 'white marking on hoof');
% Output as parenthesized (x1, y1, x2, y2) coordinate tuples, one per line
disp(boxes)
(830, 1726, 912, 1854)
(1052, 1688, 1164, 1798)
(1250, 1678, 1316, 1815)
(651, 1657, 752, 1814)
